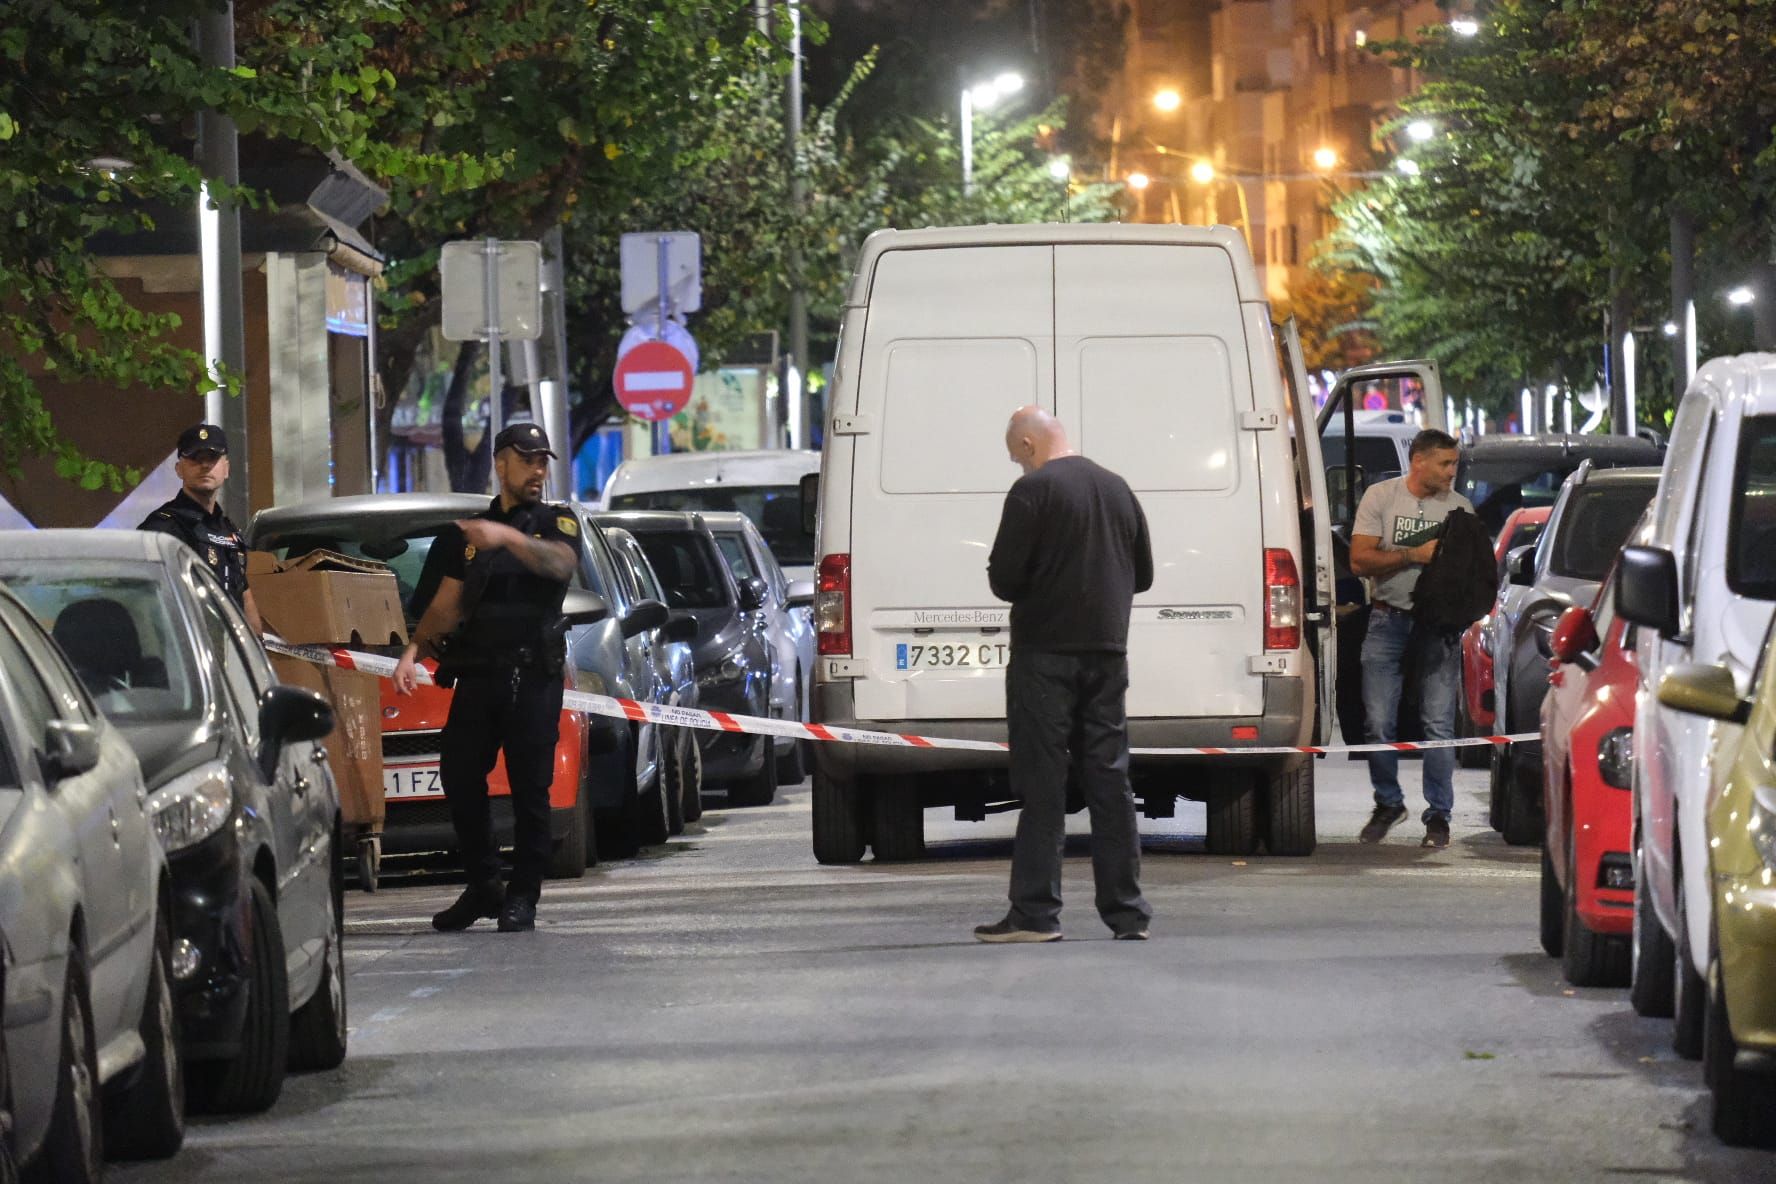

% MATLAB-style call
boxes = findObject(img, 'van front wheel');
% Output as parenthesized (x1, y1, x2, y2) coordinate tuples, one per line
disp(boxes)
(812, 767, 866, 864)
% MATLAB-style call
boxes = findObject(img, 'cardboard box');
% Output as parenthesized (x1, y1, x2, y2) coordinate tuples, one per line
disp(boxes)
(248, 549, 408, 647)
(271, 655, 386, 829)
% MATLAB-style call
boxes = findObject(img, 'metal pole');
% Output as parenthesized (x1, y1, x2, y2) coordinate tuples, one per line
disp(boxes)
(484, 236, 503, 490)
(786, 0, 808, 451)
(541, 225, 573, 501)
(1670, 209, 1696, 401)
(655, 235, 672, 457)
(960, 89, 974, 196)
(197, 3, 247, 523)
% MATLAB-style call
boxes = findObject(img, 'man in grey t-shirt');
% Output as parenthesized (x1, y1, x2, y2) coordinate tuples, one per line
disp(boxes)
(1349, 428, 1472, 848)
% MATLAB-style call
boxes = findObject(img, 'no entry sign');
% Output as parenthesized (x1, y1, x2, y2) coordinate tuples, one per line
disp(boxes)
(613, 340, 695, 421)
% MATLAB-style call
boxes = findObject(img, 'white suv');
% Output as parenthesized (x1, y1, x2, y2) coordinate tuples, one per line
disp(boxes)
(1617, 352, 1776, 1058)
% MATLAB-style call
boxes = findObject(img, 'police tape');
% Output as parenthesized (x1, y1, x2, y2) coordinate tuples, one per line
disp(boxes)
(262, 638, 1536, 758)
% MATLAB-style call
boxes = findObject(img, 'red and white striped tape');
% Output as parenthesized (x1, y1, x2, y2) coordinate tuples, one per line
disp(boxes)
(264, 638, 1533, 758)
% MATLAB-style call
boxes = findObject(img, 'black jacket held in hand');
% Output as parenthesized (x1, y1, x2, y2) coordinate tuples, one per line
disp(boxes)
(987, 456, 1154, 653)
(1411, 507, 1497, 636)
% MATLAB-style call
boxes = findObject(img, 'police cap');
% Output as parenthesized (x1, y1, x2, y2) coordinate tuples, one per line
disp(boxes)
(494, 421, 557, 458)
(177, 424, 228, 458)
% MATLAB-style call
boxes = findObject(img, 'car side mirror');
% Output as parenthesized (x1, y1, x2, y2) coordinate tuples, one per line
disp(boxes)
(1657, 663, 1750, 724)
(562, 589, 611, 628)
(662, 610, 699, 642)
(1506, 545, 1537, 586)
(43, 720, 101, 781)
(786, 579, 815, 610)
(799, 472, 820, 536)
(257, 684, 333, 780)
(738, 576, 767, 612)
(620, 598, 669, 640)
(1616, 545, 1681, 638)
(1549, 605, 1598, 668)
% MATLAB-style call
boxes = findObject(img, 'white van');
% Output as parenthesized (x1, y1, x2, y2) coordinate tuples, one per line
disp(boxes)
(1616, 352, 1776, 1055)
(602, 449, 821, 582)
(807, 223, 1443, 863)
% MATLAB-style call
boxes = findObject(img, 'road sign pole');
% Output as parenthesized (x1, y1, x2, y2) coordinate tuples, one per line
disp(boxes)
(656, 235, 672, 456)
(483, 236, 504, 489)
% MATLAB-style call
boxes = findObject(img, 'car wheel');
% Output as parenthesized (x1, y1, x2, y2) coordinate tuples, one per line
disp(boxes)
(812, 765, 866, 864)
(1488, 743, 1508, 833)
(776, 736, 807, 785)
(1205, 770, 1260, 857)
(671, 728, 704, 824)
(1561, 828, 1629, 987)
(1456, 700, 1489, 769)
(1500, 746, 1542, 847)
(547, 775, 592, 879)
(42, 953, 102, 1184)
(1539, 844, 1565, 960)
(105, 905, 184, 1160)
(1672, 856, 1706, 1061)
(665, 734, 687, 837)
(1261, 758, 1315, 856)
(870, 774, 925, 862)
(726, 736, 778, 807)
(188, 877, 290, 1115)
(1629, 829, 1676, 1017)
(624, 727, 672, 846)
(1705, 938, 1776, 1146)
(288, 843, 348, 1073)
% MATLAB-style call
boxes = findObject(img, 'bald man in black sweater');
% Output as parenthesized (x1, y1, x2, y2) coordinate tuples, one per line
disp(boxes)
(976, 407, 1154, 943)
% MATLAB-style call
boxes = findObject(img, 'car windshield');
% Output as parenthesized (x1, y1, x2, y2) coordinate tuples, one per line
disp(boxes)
(0, 569, 201, 721)
(610, 485, 811, 566)
(1549, 483, 1657, 581)
(633, 531, 730, 609)
(254, 518, 452, 625)
(712, 533, 756, 582)
(1730, 416, 1776, 600)
(1460, 459, 1579, 534)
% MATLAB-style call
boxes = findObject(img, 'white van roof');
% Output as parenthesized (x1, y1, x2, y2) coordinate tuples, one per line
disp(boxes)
(1694, 352, 1776, 412)
(602, 449, 820, 502)
(846, 223, 1263, 307)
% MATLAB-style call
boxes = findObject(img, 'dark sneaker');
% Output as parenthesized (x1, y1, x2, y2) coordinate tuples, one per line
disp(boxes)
(1422, 816, 1452, 849)
(1358, 804, 1410, 844)
(432, 879, 504, 932)
(973, 919, 1061, 944)
(1113, 928, 1150, 941)
(497, 895, 538, 933)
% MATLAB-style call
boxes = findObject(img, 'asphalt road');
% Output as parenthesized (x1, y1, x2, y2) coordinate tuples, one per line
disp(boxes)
(114, 757, 1776, 1184)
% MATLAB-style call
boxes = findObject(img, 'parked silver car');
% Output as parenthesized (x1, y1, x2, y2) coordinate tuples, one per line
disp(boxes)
(0, 584, 183, 1180)
(700, 512, 816, 784)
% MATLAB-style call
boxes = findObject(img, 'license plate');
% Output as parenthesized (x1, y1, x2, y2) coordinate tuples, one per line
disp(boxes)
(384, 765, 444, 800)
(895, 640, 1010, 670)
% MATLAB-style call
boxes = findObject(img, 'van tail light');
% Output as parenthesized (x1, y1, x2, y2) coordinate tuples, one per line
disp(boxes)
(1264, 548, 1301, 652)
(816, 553, 851, 656)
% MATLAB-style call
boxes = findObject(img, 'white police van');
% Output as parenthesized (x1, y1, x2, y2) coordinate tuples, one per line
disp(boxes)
(806, 223, 1444, 863)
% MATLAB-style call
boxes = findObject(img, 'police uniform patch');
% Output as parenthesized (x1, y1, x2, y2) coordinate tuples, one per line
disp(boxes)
(464, 544, 477, 562)
(557, 515, 578, 537)
(208, 546, 218, 565)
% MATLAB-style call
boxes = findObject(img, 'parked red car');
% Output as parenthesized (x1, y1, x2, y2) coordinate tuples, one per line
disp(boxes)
(1458, 507, 1551, 762)
(1537, 564, 1636, 986)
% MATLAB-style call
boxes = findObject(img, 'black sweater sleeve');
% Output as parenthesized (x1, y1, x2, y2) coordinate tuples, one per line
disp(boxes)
(1131, 493, 1154, 594)
(987, 487, 1035, 603)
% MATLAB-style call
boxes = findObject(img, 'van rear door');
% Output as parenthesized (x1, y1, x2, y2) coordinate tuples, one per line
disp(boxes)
(846, 245, 1055, 721)
(1052, 243, 1267, 719)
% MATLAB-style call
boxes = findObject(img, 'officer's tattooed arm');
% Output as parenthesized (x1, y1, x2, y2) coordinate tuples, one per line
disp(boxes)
(455, 518, 576, 581)
(393, 578, 465, 695)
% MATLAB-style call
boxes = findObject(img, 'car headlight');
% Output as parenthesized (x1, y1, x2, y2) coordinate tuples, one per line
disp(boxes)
(147, 761, 233, 853)
(698, 656, 746, 689)
(1596, 727, 1633, 790)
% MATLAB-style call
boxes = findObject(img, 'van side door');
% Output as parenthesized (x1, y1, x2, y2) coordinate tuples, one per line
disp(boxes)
(1278, 319, 1336, 745)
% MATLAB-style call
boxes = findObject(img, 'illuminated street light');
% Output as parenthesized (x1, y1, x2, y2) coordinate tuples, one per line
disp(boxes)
(1126, 171, 1151, 191)
(1662, 321, 1680, 336)
(1311, 147, 1339, 172)
(960, 70, 1026, 195)
(1153, 88, 1182, 113)
(1189, 160, 1217, 185)
(1048, 157, 1072, 181)
(1406, 120, 1436, 143)
(1450, 17, 1480, 36)
(1727, 285, 1757, 306)
(1396, 158, 1422, 177)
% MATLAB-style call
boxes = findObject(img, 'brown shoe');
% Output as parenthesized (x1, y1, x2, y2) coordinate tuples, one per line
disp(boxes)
(1422, 816, 1451, 849)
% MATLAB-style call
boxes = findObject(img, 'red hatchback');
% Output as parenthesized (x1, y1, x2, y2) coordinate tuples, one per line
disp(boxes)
(1537, 563, 1637, 986)
(1459, 507, 1551, 763)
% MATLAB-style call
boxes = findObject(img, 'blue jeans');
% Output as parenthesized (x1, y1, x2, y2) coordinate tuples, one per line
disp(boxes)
(1360, 608, 1458, 822)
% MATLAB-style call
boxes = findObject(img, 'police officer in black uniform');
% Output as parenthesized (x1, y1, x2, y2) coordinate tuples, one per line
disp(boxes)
(139, 423, 262, 635)
(393, 422, 583, 933)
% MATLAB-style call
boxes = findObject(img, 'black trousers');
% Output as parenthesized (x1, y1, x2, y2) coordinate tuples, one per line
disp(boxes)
(438, 667, 564, 901)
(1005, 650, 1151, 935)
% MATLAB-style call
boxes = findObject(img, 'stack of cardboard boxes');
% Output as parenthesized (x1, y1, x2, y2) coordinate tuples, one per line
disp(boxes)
(248, 550, 407, 837)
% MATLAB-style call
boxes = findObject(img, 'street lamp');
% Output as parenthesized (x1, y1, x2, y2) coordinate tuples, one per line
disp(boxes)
(1125, 171, 1151, 191)
(1187, 159, 1250, 237)
(1727, 285, 1757, 307)
(1396, 157, 1422, 177)
(1311, 147, 1339, 172)
(1406, 120, 1436, 143)
(1153, 88, 1182, 113)
(1450, 17, 1480, 36)
(1189, 160, 1217, 185)
(960, 70, 1025, 196)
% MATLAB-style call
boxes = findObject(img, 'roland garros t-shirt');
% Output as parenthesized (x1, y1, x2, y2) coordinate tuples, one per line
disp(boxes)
(1352, 477, 1475, 610)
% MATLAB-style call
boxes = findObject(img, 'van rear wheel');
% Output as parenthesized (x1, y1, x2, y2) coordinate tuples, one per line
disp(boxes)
(812, 767, 866, 864)
(1261, 759, 1315, 856)
(870, 775, 925, 862)
(1205, 771, 1260, 856)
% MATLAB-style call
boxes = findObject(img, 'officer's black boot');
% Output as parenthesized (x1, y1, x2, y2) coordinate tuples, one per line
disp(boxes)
(497, 893, 538, 933)
(432, 878, 505, 932)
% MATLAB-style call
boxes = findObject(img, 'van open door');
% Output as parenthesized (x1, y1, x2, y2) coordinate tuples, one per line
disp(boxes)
(1278, 320, 1335, 746)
